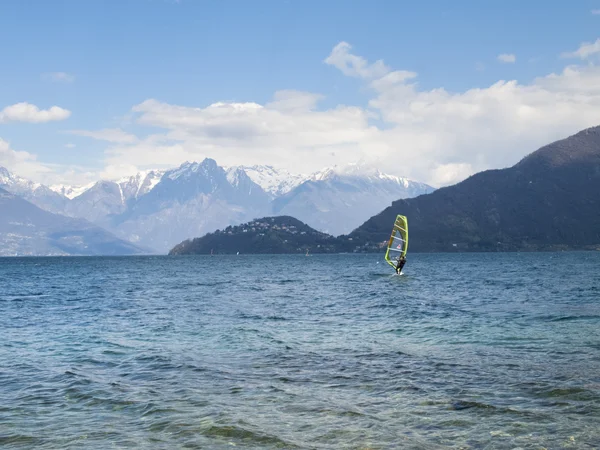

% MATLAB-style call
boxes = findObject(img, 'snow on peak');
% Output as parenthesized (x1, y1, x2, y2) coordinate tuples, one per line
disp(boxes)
(118, 170, 165, 200)
(310, 166, 337, 181)
(226, 167, 246, 187)
(307, 162, 416, 188)
(167, 161, 198, 180)
(167, 159, 219, 181)
(232, 164, 308, 197)
(50, 182, 96, 199)
(0, 166, 44, 193)
(49, 169, 165, 201)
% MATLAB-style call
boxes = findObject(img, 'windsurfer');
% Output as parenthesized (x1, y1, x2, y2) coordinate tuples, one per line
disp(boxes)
(395, 255, 406, 274)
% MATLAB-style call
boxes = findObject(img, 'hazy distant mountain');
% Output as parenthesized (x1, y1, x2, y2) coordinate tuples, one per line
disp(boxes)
(50, 170, 164, 202)
(61, 171, 165, 225)
(0, 187, 149, 256)
(0, 166, 69, 214)
(64, 180, 128, 224)
(345, 126, 600, 252)
(272, 164, 434, 235)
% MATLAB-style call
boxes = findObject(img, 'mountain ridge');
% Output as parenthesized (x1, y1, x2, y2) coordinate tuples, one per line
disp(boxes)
(343, 125, 600, 252)
(0, 187, 150, 256)
(168, 125, 600, 254)
(1, 161, 432, 252)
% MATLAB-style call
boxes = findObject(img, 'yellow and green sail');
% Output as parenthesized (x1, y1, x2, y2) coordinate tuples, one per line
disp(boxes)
(384, 214, 408, 269)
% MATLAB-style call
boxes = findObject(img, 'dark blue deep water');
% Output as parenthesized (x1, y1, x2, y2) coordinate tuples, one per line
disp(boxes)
(1, 253, 599, 449)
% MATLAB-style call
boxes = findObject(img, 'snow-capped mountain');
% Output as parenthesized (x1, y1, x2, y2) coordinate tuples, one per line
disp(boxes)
(107, 159, 272, 252)
(231, 165, 308, 197)
(52, 171, 166, 227)
(51, 170, 165, 201)
(0, 166, 69, 214)
(272, 163, 434, 235)
(63, 180, 129, 224)
(117, 170, 165, 202)
(1, 160, 434, 254)
(50, 182, 97, 200)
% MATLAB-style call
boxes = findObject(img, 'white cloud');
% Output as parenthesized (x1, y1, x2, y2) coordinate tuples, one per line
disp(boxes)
(324, 41, 390, 79)
(107, 40, 600, 187)
(266, 90, 324, 112)
(0, 138, 103, 187)
(497, 53, 516, 63)
(12, 39, 600, 189)
(42, 72, 75, 83)
(108, 96, 373, 173)
(0, 102, 71, 123)
(561, 38, 600, 59)
(0, 137, 53, 180)
(65, 143, 76, 149)
(68, 128, 138, 144)
(592, 9, 600, 14)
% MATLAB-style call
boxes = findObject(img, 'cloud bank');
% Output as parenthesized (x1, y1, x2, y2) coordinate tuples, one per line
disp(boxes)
(89, 39, 600, 187)
(7, 38, 600, 188)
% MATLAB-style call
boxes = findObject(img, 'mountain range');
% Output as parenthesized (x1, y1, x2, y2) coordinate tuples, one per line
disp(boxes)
(170, 125, 600, 255)
(272, 164, 432, 235)
(0, 161, 432, 254)
(3, 124, 599, 256)
(0, 187, 148, 256)
(345, 125, 600, 252)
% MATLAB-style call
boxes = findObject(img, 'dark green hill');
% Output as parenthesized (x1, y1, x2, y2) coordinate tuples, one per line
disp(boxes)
(344, 126, 600, 252)
(169, 216, 338, 255)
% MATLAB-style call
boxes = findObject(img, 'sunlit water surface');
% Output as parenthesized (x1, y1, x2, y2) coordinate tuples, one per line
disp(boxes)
(1, 253, 599, 449)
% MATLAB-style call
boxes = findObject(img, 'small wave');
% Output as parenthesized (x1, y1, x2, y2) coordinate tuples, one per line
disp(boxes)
(202, 424, 299, 448)
(275, 279, 298, 284)
(140, 403, 181, 418)
(0, 435, 44, 446)
(237, 313, 289, 321)
(450, 400, 495, 411)
(266, 315, 288, 321)
(237, 313, 263, 320)
(550, 315, 600, 322)
(534, 386, 595, 400)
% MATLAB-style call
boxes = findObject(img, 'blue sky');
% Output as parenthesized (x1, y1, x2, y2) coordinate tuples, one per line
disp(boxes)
(1, 0, 600, 186)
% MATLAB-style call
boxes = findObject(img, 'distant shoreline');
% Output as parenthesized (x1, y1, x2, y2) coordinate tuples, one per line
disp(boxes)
(2, 248, 598, 258)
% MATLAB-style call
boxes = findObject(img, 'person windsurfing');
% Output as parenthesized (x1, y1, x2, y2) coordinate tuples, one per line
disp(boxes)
(384, 215, 409, 274)
(395, 255, 406, 274)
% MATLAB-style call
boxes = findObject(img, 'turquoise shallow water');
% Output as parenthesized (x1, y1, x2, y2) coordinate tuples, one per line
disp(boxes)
(1, 252, 599, 449)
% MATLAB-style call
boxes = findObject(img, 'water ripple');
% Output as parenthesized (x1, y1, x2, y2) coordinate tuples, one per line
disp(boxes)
(0, 252, 599, 449)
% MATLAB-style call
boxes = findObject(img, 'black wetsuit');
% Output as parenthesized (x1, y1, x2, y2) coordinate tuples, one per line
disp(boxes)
(396, 257, 406, 274)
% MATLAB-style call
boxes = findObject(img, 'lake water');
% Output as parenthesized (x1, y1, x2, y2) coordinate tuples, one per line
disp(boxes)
(1, 253, 599, 449)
